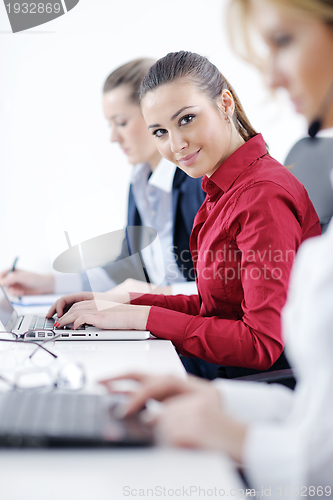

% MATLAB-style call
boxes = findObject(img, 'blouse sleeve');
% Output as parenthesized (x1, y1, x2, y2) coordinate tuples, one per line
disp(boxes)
(130, 292, 201, 316)
(213, 378, 294, 424)
(243, 424, 307, 494)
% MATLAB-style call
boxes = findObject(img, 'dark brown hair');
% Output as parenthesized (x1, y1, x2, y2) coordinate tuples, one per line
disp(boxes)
(139, 51, 258, 142)
(103, 58, 156, 105)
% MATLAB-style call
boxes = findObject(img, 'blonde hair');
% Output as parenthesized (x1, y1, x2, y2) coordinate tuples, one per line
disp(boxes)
(228, 0, 333, 67)
(103, 58, 155, 104)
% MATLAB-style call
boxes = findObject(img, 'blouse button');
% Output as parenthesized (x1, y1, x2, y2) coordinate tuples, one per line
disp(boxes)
(207, 205, 211, 211)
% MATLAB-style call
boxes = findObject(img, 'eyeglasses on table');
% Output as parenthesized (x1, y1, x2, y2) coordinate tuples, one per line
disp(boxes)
(0, 331, 86, 392)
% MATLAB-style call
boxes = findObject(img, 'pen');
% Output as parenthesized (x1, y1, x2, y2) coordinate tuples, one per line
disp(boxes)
(10, 256, 21, 301)
(11, 256, 19, 273)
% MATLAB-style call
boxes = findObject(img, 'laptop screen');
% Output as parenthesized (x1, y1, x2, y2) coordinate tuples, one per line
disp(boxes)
(0, 284, 18, 331)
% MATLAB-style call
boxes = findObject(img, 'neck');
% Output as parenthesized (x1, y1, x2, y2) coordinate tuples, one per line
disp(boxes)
(229, 131, 245, 157)
(206, 128, 245, 178)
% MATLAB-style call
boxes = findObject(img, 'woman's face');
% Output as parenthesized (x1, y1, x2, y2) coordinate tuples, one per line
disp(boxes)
(102, 85, 161, 168)
(250, 0, 333, 128)
(141, 79, 242, 179)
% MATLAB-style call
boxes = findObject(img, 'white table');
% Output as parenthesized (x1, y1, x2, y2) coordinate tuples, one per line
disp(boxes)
(0, 449, 245, 500)
(0, 303, 246, 499)
(14, 299, 186, 378)
(14, 300, 187, 383)
(47, 338, 187, 384)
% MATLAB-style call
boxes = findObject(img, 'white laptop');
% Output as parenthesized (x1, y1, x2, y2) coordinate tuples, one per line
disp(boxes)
(0, 284, 150, 341)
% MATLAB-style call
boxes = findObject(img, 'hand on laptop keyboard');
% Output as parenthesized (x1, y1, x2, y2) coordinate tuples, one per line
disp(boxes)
(54, 322, 86, 330)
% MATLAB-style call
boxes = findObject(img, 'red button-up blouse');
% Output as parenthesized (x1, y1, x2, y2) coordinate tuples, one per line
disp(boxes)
(131, 134, 321, 369)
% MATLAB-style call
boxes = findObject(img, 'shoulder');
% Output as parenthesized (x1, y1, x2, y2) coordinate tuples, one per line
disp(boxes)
(244, 154, 308, 202)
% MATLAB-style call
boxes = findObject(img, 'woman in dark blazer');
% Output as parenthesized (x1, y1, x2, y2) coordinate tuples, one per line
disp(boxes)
(0, 58, 205, 297)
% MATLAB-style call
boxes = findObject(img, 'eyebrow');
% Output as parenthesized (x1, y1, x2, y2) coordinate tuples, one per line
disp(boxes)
(148, 106, 197, 129)
(109, 114, 123, 120)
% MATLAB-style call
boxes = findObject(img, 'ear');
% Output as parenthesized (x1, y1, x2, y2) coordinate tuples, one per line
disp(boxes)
(217, 89, 235, 118)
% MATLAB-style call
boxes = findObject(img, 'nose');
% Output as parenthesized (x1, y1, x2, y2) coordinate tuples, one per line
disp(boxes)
(169, 131, 188, 154)
(265, 56, 288, 91)
(110, 125, 122, 144)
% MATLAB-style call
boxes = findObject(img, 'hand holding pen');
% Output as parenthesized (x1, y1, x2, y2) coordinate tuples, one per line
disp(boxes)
(0, 257, 55, 296)
(0, 256, 19, 281)
(0, 256, 20, 297)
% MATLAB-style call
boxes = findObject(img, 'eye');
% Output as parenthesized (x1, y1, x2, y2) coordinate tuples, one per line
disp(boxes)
(271, 33, 293, 48)
(107, 121, 127, 128)
(152, 128, 168, 138)
(179, 114, 195, 126)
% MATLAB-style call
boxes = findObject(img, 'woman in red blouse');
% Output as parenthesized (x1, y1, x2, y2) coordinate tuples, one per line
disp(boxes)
(48, 51, 320, 378)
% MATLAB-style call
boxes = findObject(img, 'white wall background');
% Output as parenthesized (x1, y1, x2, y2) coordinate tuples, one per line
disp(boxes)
(0, 0, 308, 273)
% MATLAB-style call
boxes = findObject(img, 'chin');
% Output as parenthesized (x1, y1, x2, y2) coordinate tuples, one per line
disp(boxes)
(302, 106, 314, 124)
(189, 172, 204, 179)
(180, 167, 204, 179)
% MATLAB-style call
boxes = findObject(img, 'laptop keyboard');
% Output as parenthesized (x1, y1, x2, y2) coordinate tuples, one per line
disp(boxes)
(0, 392, 103, 438)
(29, 316, 56, 330)
(0, 392, 153, 447)
(28, 316, 86, 331)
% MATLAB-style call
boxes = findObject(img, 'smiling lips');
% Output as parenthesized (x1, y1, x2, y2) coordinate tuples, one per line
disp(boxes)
(178, 148, 201, 167)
